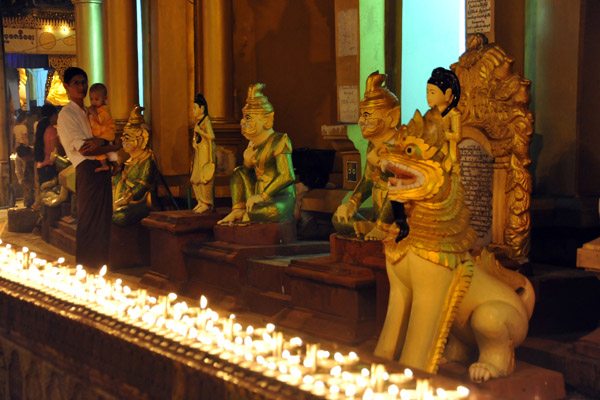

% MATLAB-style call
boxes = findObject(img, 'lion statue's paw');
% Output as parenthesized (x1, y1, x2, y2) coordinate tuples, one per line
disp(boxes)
(468, 362, 503, 383)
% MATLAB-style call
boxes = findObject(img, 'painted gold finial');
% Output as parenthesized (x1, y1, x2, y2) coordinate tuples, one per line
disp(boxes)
(361, 71, 398, 110)
(243, 83, 273, 113)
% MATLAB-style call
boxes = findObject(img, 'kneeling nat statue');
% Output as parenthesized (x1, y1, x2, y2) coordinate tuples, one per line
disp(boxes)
(374, 70, 534, 383)
(218, 83, 296, 225)
(112, 105, 156, 226)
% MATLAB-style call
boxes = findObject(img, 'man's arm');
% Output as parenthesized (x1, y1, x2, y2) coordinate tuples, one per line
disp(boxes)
(79, 137, 120, 156)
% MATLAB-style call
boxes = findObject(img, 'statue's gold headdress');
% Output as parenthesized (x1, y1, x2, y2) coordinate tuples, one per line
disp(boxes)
(360, 71, 398, 110)
(242, 83, 273, 113)
(123, 104, 150, 150)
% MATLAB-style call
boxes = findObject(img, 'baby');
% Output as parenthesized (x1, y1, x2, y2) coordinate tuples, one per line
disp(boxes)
(88, 83, 116, 172)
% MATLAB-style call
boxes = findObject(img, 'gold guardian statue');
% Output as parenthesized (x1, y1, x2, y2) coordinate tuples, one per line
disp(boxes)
(112, 105, 156, 226)
(332, 72, 400, 240)
(218, 83, 296, 225)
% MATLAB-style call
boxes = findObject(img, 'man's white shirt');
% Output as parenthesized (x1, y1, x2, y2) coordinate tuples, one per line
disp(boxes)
(57, 101, 117, 168)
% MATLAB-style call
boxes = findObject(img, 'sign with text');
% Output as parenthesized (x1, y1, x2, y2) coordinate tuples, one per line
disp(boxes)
(459, 138, 494, 247)
(338, 85, 359, 123)
(466, 0, 492, 34)
(3, 27, 76, 55)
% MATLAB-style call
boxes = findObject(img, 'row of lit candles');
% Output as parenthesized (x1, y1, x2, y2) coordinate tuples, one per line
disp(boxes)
(0, 241, 471, 400)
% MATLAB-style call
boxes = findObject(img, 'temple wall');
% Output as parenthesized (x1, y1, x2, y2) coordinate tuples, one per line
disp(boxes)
(524, 0, 600, 199)
(525, 0, 581, 197)
(575, 0, 600, 196)
(232, 0, 338, 151)
(494, 0, 526, 77)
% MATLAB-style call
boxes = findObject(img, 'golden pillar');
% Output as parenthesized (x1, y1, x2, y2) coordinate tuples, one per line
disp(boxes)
(72, 0, 105, 86)
(104, 0, 139, 130)
(0, 35, 10, 206)
(148, 0, 194, 177)
(201, 0, 234, 124)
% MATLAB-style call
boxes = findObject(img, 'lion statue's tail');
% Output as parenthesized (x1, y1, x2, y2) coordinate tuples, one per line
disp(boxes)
(474, 248, 535, 319)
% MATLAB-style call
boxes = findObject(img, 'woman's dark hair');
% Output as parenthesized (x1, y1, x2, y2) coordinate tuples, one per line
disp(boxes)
(427, 67, 461, 117)
(193, 94, 209, 144)
(63, 67, 87, 84)
(194, 93, 208, 120)
(34, 104, 58, 162)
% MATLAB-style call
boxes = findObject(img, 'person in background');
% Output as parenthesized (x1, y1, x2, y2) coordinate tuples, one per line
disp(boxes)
(34, 104, 59, 186)
(57, 67, 120, 268)
(13, 111, 35, 207)
(88, 83, 116, 173)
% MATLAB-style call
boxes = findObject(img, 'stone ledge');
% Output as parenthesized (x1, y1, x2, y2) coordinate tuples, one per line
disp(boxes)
(440, 360, 565, 400)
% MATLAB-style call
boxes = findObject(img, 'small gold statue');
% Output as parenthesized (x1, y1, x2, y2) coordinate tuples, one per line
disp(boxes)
(218, 83, 296, 225)
(374, 69, 534, 383)
(332, 72, 400, 241)
(190, 94, 216, 213)
(112, 105, 156, 226)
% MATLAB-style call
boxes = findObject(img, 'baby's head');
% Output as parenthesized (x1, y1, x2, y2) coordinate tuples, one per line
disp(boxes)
(89, 83, 108, 107)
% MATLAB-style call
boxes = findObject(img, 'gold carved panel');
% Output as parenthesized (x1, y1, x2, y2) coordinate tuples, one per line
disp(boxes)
(451, 34, 534, 260)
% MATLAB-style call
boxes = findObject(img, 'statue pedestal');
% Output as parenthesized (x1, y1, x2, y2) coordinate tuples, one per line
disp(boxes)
(40, 205, 62, 242)
(440, 361, 565, 400)
(7, 207, 39, 233)
(140, 210, 224, 291)
(181, 221, 329, 313)
(272, 234, 388, 345)
(214, 219, 296, 245)
(109, 222, 150, 269)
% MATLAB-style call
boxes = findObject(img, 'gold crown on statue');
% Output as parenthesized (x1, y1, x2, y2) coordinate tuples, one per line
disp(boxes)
(243, 83, 274, 113)
(360, 71, 398, 109)
(123, 104, 149, 149)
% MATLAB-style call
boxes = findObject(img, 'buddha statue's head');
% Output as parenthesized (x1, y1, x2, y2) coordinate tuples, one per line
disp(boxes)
(122, 105, 150, 155)
(359, 72, 400, 142)
(241, 83, 274, 143)
(426, 67, 460, 117)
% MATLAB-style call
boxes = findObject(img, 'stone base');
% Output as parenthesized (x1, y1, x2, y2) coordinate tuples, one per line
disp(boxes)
(109, 222, 150, 269)
(274, 256, 377, 345)
(7, 207, 38, 233)
(518, 333, 600, 398)
(181, 239, 329, 313)
(330, 234, 389, 327)
(440, 360, 565, 400)
(40, 205, 61, 242)
(140, 210, 225, 289)
(214, 219, 296, 245)
(48, 217, 76, 256)
(272, 234, 388, 345)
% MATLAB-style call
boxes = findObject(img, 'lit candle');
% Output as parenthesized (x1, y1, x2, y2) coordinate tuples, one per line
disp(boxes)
(274, 331, 283, 358)
(22, 247, 29, 268)
(137, 288, 147, 306)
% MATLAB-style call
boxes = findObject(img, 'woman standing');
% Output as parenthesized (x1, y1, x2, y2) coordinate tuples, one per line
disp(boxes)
(34, 104, 59, 186)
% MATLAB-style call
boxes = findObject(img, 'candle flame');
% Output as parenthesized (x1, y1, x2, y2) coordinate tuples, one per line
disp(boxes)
(457, 386, 470, 396)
